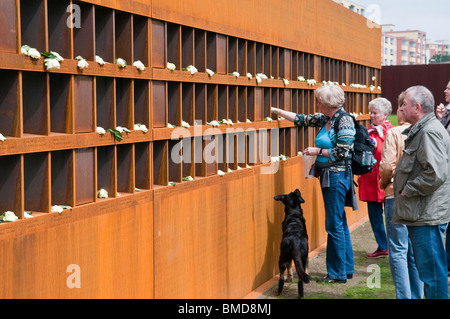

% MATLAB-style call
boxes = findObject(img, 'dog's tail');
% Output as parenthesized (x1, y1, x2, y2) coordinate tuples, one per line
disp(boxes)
(293, 254, 310, 283)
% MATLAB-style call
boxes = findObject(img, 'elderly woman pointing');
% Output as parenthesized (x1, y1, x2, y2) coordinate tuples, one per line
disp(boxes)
(271, 84, 357, 284)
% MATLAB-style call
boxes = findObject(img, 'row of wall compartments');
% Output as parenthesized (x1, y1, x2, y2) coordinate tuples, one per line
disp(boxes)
(0, 0, 380, 87)
(0, 0, 380, 222)
(0, 125, 330, 216)
(0, 69, 376, 138)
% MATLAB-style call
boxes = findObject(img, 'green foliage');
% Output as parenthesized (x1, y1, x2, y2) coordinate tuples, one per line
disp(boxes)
(106, 128, 123, 142)
(430, 54, 450, 63)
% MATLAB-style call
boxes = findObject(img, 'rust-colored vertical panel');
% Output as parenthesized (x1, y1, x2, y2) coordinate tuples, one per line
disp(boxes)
(0, 0, 17, 53)
(73, 75, 94, 133)
(75, 148, 95, 205)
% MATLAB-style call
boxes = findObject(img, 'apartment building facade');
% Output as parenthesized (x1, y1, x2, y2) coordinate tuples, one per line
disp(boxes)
(427, 40, 450, 62)
(382, 25, 427, 65)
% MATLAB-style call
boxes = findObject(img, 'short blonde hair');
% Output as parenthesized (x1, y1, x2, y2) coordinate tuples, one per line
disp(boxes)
(369, 97, 392, 116)
(314, 84, 345, 109)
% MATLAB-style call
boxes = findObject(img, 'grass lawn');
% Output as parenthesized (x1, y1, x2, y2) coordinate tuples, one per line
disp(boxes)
(388, 114, 398, 126)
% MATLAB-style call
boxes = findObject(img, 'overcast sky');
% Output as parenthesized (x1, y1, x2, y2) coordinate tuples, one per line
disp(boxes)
(352, 0, 449, 42)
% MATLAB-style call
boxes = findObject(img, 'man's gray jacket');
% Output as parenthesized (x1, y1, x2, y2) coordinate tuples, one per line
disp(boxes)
(393, 112, 450, 226)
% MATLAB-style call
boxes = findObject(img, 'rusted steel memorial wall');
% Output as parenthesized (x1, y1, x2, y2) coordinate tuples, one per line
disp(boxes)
(0, 0, 380, 298)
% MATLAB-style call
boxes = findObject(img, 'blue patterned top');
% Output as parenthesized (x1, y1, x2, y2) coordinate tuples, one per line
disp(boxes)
(295, 108, 356, 168)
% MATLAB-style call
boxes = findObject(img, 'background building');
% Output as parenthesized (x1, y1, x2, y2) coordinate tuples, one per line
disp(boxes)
(333, 0, 366, 15)
(427, 40, 450, 63)
(382, 27, 427, 65)
(335, 1, 448, 65)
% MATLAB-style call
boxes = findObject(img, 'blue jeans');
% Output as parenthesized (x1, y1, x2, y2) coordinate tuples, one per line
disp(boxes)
(446, 224, 450, 271)
(321, 170, 354, 280)
(385, 198, 423, 299)
(367, 201, 388, 251)
(407, 224, 449, 299)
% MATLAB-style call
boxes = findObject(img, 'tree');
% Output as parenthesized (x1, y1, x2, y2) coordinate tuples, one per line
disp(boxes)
(430, 54, 450, 63)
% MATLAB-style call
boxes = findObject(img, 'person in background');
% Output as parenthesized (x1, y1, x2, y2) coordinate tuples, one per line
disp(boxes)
(434, 79, 450, 276)
(358, 98, 394, 258)
(393, 85, 450, 299)
(379, 92, 423, 299)
(271, 84, 357, 284)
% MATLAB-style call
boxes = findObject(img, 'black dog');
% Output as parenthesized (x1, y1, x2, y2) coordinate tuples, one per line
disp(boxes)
(274, 189, 311, 298)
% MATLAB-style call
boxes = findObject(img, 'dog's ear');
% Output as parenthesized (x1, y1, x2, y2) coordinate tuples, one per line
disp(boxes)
(274, 195, 285, 203)
(294, 189, 305, 203)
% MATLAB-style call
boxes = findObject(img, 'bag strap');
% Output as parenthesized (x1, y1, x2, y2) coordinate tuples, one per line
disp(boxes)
(332, 109, 353, 177)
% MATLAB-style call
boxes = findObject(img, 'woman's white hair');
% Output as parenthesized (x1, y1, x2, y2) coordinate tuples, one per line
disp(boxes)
(369, 97, 392, 116)
(314, 84, 345, 109)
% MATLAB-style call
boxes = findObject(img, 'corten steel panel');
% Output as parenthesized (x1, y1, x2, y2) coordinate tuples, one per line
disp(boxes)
(1, 0, 375, 299)
(153, 158, 368, 298)
(381, 64, 450, 112)
(0, 0, 17, 53)
(151, 0, 381, 68)
(0, 193, 154, 299)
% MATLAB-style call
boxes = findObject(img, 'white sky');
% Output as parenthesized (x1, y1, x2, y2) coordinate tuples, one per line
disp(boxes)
(352, 0, 449, 42)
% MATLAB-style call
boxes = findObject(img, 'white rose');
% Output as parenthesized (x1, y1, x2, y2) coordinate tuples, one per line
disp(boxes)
(232, 72, 240, 78)
(0, 133, 6, 142)
(168, 123, 176, 128)
(97, 188, 108, 198)
(133, 60, 145, 71)
(50, 51, 64, 61)
(167, 62, 176, 71)
(257, 73, 268, 79)
(44, 58, 60, 71)
(24, 211, 33, 219)
(2, 211, 18, 222)
(227, 119, 234, 126)
(116, 126, 131, 133)
(206, 69, 214, 77)
(282, 78, 289, 86)
(246, 119, 252, 123)
(96, 55, 105, 65)
(182, 121, 190, 128)
(255, 75, 262, 84)
(298, 76, 306, 81)
(96, 127, 106, 135)
(51, 205, 64, 214)
(77, 58, 89, 70)
(21, 45, 30, 54)
(116, 58, 127, 68)
(134, 123, 148, 133)
(218, 170, 225, 177)
(185, 65, 198, 75)
(247, 73, 252, 80)
(183, 176, 193, 181)
(27, 48, 41, 59)
(208, 120, 220, 127)
(264, 117, 273, 122)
